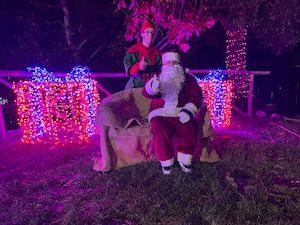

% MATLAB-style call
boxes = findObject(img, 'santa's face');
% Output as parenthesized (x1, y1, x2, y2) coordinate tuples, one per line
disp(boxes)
(159, 63, 185, 103)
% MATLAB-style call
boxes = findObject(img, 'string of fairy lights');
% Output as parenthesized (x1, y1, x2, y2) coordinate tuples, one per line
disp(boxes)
(12, 29, 248, 142)
(13, 66, 100, 144)
(198, 70, 233, 128)
(226, 25, 249, 99)
(13, 67, 234, 142)
(196, 25, 249, 127)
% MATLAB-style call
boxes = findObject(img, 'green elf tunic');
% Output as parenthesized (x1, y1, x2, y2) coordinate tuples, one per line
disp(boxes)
(124, 43, 161, 89)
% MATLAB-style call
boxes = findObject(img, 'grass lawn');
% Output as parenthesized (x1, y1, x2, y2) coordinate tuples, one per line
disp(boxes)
(0, 117, 299, 225)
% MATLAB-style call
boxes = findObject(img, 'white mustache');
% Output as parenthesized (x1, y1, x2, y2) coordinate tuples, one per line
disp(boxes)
(159, 64, 186, 104)
(159, 65, 184, 82)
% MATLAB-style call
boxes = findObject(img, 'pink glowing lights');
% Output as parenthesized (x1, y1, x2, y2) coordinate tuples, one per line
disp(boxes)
(198, 70, 233, 128)
(13, 66, 100, 144)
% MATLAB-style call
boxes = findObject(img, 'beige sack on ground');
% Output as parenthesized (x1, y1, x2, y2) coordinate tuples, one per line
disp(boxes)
(93, 88, 220, 171)
(93, 88, 153, 171)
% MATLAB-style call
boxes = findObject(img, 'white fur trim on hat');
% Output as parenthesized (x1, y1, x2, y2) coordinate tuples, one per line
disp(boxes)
(162, 52, 181, 65)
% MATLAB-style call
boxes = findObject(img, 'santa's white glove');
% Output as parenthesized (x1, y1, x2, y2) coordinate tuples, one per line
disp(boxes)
(145, 75, 160, 95)
(151, 75, 160, 91)
(179, 111, 190, 124)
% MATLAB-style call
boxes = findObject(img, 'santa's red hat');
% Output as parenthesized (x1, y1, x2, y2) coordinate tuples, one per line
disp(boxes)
(141, 19, 156, 32)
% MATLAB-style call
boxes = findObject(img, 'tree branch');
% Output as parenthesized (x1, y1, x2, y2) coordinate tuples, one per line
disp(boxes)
(78, 36, 91, 50)
(156, 34, 170, 48)
(87, 43, 106, 62)
(179, 1, 185, 20)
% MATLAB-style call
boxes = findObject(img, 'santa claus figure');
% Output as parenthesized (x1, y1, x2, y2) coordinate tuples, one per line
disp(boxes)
(142, 51, 203, 174)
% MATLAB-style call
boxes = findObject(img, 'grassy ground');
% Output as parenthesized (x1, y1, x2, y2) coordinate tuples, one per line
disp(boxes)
(0, 117, 299, 225)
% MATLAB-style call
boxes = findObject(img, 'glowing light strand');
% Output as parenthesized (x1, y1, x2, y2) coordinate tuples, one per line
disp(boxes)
(226, 25, 249, 99)
(198, 70, 233, 128)
(13, 66, 100, 144)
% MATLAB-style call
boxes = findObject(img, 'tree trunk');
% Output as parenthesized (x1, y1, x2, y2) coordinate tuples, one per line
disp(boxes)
(60, 0, 81, 63)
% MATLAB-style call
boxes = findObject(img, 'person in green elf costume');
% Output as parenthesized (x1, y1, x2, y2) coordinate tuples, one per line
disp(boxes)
(124, 19, 162, 89)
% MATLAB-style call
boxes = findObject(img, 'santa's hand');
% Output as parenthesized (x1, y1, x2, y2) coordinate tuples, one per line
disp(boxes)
(145, 75, 160, 95)
(151, 75, 160, 91)
(179, 111, 190, 124)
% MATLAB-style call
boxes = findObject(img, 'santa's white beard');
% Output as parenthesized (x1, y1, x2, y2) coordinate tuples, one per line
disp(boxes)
(159, 64, 186, 105)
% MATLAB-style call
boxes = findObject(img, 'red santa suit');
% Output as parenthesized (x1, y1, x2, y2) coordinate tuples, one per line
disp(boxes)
(142, 52, 203, 174)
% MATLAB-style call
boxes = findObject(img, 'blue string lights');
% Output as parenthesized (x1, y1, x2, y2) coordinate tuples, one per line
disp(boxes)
(198, 70, 233, 128)
(13, 66, 99, 144)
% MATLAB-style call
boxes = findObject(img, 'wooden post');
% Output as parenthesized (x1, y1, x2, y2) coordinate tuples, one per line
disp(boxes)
(248, 74, 254, 116)
(0, 105, 6, 140)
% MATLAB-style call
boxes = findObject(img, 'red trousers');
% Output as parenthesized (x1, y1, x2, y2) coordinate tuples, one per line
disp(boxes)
(150, 116, 197, 161)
